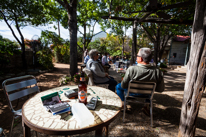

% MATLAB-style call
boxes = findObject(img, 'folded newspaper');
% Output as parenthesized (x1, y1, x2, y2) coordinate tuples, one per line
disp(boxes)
(41, 92, 71, 115)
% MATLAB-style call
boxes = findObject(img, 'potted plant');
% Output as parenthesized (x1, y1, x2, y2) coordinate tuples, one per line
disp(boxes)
(120, 73, 125, 81)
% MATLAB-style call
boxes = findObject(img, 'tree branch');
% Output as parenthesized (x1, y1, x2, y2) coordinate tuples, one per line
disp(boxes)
(78, 30, 84, 35)
(13, 12, 25, 46)
(55, 0, 70, 11)
(0, 10, 22, 45)
(101, 16, 193, 25)
(141, 24, 155, 42)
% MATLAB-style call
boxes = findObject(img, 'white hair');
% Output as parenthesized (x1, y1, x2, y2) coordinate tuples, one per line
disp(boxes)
(89, 49, 98, 59)
(139, 48, 152, 62)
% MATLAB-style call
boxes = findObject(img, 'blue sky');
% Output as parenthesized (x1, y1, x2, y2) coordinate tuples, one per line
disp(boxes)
(0, 21, 132, 42)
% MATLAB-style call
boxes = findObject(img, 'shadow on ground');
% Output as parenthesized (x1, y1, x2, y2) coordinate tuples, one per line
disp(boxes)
(0, 63, 205, 137)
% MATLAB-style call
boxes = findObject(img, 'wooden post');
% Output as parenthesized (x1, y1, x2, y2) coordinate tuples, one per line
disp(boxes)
(178, 0, 206, 136)
(131, 20, 137, 65)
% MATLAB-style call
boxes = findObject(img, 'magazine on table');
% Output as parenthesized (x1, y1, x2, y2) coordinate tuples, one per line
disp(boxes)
(41, 92, 71, 115)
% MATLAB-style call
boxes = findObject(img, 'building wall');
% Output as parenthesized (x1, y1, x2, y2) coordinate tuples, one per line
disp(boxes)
(169, 41, 188, 65)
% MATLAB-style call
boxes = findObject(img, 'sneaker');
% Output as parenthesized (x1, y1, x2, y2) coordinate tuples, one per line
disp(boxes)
(142, 106, 150, 117)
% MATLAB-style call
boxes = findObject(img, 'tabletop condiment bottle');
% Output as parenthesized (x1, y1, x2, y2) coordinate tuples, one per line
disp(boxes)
(78, 72, 87, 105)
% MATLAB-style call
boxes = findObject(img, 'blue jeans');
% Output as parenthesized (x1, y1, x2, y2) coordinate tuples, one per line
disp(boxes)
(116, 83, 150, 102)
(95, 77, 117, 92)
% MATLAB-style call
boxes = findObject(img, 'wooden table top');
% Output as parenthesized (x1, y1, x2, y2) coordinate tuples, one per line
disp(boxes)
(22, 85, 122, 134)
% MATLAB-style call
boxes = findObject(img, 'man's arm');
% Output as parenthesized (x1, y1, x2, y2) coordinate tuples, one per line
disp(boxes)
(121, 67, 131, 89)
(90, 63, 106, 77)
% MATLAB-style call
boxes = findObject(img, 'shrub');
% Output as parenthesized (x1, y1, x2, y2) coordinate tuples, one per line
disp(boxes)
(37, 47, 54, 70)
(0, 37, 21, 71)
(160, 63, 167, 68)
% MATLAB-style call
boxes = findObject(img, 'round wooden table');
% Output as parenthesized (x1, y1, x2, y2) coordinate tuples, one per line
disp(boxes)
(22, 85, 122, 137)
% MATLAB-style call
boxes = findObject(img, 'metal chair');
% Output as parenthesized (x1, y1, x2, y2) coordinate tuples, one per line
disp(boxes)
(2, 75, 40, 137)
(123, 80, 156, 127)
(0, 127, 6, 137)
(83, 68, 109, 89)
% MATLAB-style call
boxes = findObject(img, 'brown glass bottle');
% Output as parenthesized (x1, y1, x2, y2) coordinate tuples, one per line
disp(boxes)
(78, 72, 87, 105)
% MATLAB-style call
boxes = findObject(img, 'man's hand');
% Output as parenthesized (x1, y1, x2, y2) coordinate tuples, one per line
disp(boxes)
(105, 73, 110, 78)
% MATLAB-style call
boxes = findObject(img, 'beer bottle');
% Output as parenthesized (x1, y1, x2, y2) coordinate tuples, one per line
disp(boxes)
(78, 72, 87, 105)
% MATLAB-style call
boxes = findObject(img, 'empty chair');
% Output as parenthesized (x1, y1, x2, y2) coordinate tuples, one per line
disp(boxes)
(83, 68, 109, 89)
(123, 80, 156, 127)
(0, 127, 6, 137)
(2, 75, 40, 137)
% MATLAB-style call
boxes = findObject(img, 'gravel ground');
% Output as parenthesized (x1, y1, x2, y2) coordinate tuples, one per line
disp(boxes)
(0, 63, 206, 137)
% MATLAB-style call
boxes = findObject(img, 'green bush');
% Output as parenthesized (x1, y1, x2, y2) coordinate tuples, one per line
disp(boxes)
(0, 37, 21, 71)
(37, 47, 54, 70)
(160, 63, 167, 68)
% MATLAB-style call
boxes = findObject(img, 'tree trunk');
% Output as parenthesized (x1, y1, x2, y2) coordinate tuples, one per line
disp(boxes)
(122, 38, 124, 58)
(153, 41, 158, 65)
(131, 20, 137, 65)
(20, 44, 27, 71)
(68, 1, 78, 77)
(82, 23, 86, 63)
(178, 0, 206, 136)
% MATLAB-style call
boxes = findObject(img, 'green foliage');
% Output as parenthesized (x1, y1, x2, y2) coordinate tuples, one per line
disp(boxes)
(73, 73, 81, 79)
(120, 73, 125, 77)
(65, 76, 72, 82)
(40, 30, 70, 63)
(0, 35, 21, 70)
(160, 68, 167, 73)
(37, 47, 54, 70)
(160, 63, 167, 68)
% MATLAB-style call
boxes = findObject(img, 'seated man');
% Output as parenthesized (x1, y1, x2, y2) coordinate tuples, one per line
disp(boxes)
(116, 48, 164, 115)
(86, 49, 117, 92)
(102, 53, 111, 69)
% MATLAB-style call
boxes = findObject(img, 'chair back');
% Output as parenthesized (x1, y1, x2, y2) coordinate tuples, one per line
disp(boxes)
(83, 68, 109, 89)
(83, 68, 95, 86)
(127, 80, 156, 100)
(2, 75, 40, 112)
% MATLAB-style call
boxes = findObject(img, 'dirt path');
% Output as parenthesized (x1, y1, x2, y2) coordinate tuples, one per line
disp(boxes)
(0, 63, 205, 137)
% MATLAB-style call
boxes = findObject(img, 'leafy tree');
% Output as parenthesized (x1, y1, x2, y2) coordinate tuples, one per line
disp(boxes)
(101, 19, 132, 58)
(40, 30, 70, 63)
(140, 22, 191, 64)
(54, 0, 78, 77)
(60, 0, 107, 62)
(0, 0, 50, 70)
(100, 0, 195, 64)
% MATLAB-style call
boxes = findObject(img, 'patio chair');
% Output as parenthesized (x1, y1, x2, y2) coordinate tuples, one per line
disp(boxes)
(0, 127, 6, 137)
(123, 80, 156, 127)
(83, 68, 109, 89)
(2, 75, 40, 137)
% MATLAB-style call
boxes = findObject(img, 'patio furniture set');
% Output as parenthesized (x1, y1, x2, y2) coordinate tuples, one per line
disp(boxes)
(2, 73, 155, 137)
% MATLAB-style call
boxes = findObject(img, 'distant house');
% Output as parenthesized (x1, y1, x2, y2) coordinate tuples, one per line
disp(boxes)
(91, 31, 107, 42)
(168, 35, 191, 65)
